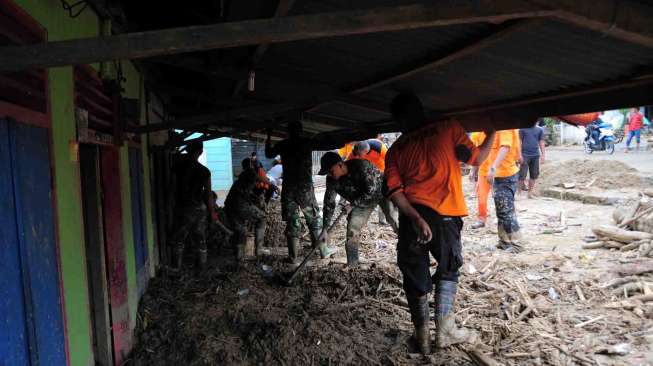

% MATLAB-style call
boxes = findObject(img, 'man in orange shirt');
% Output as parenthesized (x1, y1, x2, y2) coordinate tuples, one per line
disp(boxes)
(351, 139, 397, 226)
(469, 132, 491, 229)
(485, 129, 522, 252)
(386, 93, 494, 354)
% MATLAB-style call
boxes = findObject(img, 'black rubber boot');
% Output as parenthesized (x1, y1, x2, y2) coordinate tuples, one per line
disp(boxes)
(174, 246, 184, 270)
(345, 241, 359, 266)
(287, 236, 300, 264)
(255, 222, 266, 256)
(406, 294, 431, 355)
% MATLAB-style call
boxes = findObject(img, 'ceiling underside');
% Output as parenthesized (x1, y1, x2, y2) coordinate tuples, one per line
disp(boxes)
(88, 0, 653, 139)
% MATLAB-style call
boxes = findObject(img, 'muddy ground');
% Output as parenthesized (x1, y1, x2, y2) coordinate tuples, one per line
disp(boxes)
(128, 157, 653, 366)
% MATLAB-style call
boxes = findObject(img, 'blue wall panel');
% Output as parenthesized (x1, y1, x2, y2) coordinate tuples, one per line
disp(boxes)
(0, 118, 30, 365)
(204, 138, 233, 192)
(128, 147, 148, 296)
(10, 122, 66, 366)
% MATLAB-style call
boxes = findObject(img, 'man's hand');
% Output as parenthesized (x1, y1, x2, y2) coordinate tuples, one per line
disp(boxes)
(540, 155, 545, 164)
(318, 230, 328, 244)
(411, 215, 432, 244)
(486, 167, 496, 185)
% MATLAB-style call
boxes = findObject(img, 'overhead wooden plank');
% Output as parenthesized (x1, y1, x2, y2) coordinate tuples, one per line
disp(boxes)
(0, 1, 555, 72)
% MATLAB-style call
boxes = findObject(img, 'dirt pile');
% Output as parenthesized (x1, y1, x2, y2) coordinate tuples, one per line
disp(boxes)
(128, 260, 476, 365)
(539, 159, 649, 190)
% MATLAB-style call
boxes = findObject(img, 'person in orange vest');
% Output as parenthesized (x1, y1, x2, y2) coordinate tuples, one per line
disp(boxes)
(469, 132, 491, 229)
(486, 129, 523, 252)
(351, 139, 397, 227)
(385, 93, 495, 354)
(337, 142, 355, 160)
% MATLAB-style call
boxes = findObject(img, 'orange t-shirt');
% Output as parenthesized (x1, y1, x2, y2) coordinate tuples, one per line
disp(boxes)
(338, 142, 355, 160)
(385, 120, 479, 217)
(352, 139, 388, 172)
(479, 129, 520, 178)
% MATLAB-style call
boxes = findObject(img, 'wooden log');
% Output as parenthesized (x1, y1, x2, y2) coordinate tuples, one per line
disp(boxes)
(467, 348, 503, 366)
(604, 240, 625, 249)
(616, 262, 653, 276)
(0, 1, 555, 72)
(592, 225, 653, 243)
(621, 239, 648, 251)
(582, 242, 605, 249)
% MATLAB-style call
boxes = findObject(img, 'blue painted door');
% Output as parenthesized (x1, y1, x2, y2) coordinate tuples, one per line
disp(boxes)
(0, 118, 66, 365)
(128, 148, 148, 296)
(0, 119, 30, 365)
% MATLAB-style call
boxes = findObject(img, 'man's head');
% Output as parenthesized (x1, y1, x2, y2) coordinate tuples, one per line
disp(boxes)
(186, 141, 203, 159)
(390, 92, 425, 131)
(631, 107, 640, 114)
(251, 151, 258, 160)
(288, 121, 303, 138)
(241, 157, 252, 171)
(318, 151, 348, 179)
(352, 140, 370, 157)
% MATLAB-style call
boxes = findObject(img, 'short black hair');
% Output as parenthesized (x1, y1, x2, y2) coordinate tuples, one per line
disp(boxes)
(390, 92, 423, 118)
(241, 158, 251, 170)
(186, 141, 203, 154)
(251, 152, 257, 157)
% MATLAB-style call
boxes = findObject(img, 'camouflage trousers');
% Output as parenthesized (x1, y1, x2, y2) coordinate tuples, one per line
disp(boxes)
(493, 174, 521, 243)
(282, 188, 322, 242)
(226, 200, 267, 254)
(169, 202, 208, 252)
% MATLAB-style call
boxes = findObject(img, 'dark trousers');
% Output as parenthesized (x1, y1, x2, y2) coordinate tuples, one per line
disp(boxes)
(397, 204, 463, 297)
(493, 174, 520, 237)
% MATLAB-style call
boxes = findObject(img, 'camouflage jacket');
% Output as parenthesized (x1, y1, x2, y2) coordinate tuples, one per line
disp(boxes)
(224, 169, 263, 210)
(323, 159, 383, 227)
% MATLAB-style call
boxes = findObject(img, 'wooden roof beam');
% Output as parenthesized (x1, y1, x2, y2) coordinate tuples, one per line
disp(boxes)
(0, 1, 556, 72)
(544, 0, 653, 48)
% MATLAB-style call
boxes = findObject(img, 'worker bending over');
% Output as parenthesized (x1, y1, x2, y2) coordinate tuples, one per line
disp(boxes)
(317, 152, 397, 266)
(266, 122, 360, 264)
(385, 93, 494, 354)
(224, 158, 268, 261)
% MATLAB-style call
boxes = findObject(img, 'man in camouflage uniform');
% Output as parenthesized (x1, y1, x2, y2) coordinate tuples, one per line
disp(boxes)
(318, 151, 398, 265)
(169, 141, 212, 271)
(224, 158, 268, 261)
(265, 121, 352, 264)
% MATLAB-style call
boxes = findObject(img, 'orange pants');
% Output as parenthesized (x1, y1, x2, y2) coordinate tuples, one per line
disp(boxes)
(476, 176, 491, 222)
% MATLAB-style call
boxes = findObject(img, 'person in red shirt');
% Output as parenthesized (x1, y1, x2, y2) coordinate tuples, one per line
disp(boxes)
(385, 93, 494, 354)
(625, 107, 644, 153)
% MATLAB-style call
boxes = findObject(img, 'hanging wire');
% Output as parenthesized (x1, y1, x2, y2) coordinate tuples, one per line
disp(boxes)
(61, 0, 88, 18)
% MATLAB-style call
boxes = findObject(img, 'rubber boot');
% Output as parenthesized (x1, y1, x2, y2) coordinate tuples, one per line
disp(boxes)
(197, 248, 208, 272)
(287, 236, 301, 264)
(345, 241, 359, 266)
(174, 246, 184, 270)
(406, 294, 431, 355)
(434, 281, 477, 348)
(255, 223, 266, 256)
(318, 241, 336, 259)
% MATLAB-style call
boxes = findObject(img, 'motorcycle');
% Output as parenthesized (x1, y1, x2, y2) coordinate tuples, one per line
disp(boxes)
(584, 121, 616, 154)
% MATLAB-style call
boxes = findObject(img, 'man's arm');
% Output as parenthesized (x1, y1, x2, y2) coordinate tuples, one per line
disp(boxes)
(539, 140, 546, 161)
(474, 131, 495, 166)
(322, 180, 338, 230)
(205, 175, 214, 215)
(486, 146, 509, 184)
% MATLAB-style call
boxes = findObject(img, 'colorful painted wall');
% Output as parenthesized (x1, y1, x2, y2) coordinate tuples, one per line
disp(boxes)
(10, 1, 158, 365)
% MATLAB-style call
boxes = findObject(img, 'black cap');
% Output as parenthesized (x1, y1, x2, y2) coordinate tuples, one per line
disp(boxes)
(318, 151, 342, 175)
